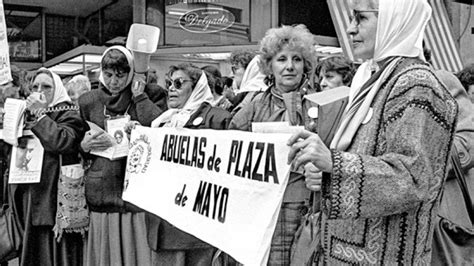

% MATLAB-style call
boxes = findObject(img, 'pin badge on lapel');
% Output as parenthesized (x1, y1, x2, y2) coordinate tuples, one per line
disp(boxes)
(193, 117, 204, 126)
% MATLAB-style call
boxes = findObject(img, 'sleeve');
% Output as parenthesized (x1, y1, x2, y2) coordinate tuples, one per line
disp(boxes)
(446, 78, 474, 173)
(321, 69, 458, 220)
(133, 89, 166, 126)
(228, 99, 255, 131)
(32, 110, 87, 154)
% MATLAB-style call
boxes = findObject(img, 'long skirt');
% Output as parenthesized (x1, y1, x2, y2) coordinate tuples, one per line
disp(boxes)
(15, 186, 84, 266)
(268, 201, 307, 266)
(86, 211, 153, 266)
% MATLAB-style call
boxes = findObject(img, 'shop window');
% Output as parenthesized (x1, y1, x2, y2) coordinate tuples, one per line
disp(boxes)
(279, 0, 337, 38)
(146, 0, 271, 46)
(4, 5, 42, 62)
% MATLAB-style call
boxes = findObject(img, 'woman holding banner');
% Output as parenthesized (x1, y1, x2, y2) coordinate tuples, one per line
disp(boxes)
(147, 63, 231, 265)
(79, 45, 164, 265)
(287, 0, 457, 264)
(228, 24, 318, 265)
(10, 68, 87, 265)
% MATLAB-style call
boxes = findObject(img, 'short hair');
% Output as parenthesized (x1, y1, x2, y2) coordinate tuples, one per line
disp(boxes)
(456, 64, 474, 92)
(168, 63, 202, 88)
(202, 65, 223, 95)
(101, 49, 131, 74)
(66, 75, 91, 92)
(114, 130, 124, 138)
(315, 56, 356, 86)
(229, 50, 256, 69)
(259, 24, 317, 77)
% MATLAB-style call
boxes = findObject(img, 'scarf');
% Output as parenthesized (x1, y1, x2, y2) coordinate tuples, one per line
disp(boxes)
(330, 0, 431, 151)
(98, 45, 135, 114)
(33, 68, 71, 107)
(238, 55, 268, 93)
(151, 72, 213, 128)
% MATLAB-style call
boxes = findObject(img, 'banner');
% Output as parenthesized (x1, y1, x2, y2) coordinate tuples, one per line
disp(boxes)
(0, 0, 11, 85)
(123, 127, 292, 265)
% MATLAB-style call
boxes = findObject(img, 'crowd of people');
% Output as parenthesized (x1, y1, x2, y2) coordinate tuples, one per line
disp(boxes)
(1, 0, 474, 265)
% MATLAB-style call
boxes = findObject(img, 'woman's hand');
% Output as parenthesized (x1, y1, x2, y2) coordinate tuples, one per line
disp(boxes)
(304, 163, 322, 191)
(132, 73, 146, 97)
(287, 130, 333, 173)
(26, 92, 48, 115)
(81, 131, 114, 152)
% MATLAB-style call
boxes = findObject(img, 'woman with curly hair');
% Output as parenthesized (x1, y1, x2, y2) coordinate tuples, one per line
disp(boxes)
(229, 24, 318, 265)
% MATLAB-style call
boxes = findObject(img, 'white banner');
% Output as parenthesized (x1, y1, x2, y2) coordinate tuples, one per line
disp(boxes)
(0, 0, 12, 85)
(123, 127, 292, 265)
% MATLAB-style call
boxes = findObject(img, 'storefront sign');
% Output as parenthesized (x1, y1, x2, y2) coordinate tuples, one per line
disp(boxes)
(0, 0, 12, 85)
(179, 7, 235, 33)
(123, 127, 292, 265)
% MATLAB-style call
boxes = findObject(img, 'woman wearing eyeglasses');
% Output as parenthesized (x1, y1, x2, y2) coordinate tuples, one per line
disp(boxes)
(228, 24, 318, 265)
(287, 0, 457, 264)
(78, 45, 165, 265)
(10, 68, 87, 265)
(147, 63, 231, 265)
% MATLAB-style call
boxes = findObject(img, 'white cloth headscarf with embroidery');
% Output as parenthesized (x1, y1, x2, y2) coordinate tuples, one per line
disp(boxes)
(330, 0, 431, 151)
(238, 55, 268, 93)
(34, 68, 71, 107)
(151, 72, 213, 128)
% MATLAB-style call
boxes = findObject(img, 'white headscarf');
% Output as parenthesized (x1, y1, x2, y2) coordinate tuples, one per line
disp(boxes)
(151, 72, 214, 128)
(98, 45, 135, 89)
(34, 68, 71, 107)
(331, 0, 432, 150)
(238, 55, 268, 93)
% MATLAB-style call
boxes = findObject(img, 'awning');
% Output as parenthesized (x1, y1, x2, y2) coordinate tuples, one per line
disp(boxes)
(326, 0, 464, 72)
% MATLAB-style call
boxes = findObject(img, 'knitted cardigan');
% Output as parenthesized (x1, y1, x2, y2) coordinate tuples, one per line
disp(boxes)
(317, 58, 458, 265)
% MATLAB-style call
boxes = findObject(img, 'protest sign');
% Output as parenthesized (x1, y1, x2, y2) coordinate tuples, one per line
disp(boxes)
(0, 1, 11, 85)
(123, 127, 292, 265)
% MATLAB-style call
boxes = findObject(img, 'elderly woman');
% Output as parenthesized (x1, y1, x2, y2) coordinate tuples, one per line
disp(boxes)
(79, 45, 165, 265)
(287, 0, 457, 264)
(65, 74, 91, 106)
(315, 56, 356, 91)
(228, 24, 318, 265)
(148, 63, 231, 265)
(10, 68, 87, 265)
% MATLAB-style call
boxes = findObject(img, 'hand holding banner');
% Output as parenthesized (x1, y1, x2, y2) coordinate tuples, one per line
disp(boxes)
(123, 127, 292, 265)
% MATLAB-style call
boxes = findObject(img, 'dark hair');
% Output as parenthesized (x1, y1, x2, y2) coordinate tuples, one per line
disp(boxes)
(202, 65, 223, 95)
(222, 76, 233, 87)
(456, 63, 474, 92)
(315, 56, 356, 86)
(168, 63, 202, 88)
(229, 50, 256, 69)
(147, 68, 158, 85)
(101, 49, 131, 74)
(114, 130, 124, 138)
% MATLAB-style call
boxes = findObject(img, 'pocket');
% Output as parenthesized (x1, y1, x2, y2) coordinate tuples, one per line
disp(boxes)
(84, 169, 104, 207)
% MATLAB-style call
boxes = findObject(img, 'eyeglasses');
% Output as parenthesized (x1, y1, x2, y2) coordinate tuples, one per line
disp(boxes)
(349, 9, 378, 26)
(170, 78, 193, 90)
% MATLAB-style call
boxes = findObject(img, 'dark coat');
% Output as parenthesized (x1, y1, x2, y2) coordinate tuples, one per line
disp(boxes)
(79, 87, 165, 213)
(11, 102, 87, 227)
(146, 102, 231, 251)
